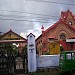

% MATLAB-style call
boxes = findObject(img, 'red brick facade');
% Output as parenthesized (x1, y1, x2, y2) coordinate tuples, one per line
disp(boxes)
(36, 10, 75, 55)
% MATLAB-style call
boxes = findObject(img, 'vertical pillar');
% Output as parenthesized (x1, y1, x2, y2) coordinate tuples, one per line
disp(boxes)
(27, 33, 37, 72)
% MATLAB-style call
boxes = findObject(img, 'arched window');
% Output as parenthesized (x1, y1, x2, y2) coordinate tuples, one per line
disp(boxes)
(60, 34, 66, 40)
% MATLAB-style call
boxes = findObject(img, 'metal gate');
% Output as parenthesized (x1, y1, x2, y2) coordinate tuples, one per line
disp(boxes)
(14, 53, 27, 74)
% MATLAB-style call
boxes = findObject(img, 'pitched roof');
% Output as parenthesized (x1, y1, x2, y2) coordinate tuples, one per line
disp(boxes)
(45, 19, 75, 33)
(36, 10, 75, 41)
(36, 19, 75, 41)
(35, 20, 60, 41)
(0, 29, 27, 41)
(36, 34, 42, 41)
(27, 33, 35, 37)
(45, 20, 61, 33)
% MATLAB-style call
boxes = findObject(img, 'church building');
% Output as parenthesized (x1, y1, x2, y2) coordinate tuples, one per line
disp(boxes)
(36, 10, 75, 55)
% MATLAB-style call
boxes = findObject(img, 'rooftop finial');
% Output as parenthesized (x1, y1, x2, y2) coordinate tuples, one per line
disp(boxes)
(41, 25, 44, 31)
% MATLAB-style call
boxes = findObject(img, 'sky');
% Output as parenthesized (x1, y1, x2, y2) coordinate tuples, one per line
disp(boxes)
(0, 0, 75, 39)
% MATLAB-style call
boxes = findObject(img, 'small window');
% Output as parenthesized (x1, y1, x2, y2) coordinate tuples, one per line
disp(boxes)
(60, 34, 66, 40)
(66, 53, 71, 60)
(66, 53, 75, 60)
(68, 21, 72, 25)
(60, 54, 64, 59)
(72, 53, 75, 60)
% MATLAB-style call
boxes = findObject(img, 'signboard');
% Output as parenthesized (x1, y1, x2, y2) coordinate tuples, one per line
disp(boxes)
(49, 42, 60, 54)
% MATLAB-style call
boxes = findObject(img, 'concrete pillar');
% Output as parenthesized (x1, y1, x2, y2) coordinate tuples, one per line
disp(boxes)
(27, 33, 37, 72)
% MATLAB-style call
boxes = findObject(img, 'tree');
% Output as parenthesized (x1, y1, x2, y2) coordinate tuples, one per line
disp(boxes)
(0, 43, 18, 55)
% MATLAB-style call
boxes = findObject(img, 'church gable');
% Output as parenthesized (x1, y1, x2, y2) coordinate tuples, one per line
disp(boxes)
(46, 20, 75, 40)
(1, 30, 26, 41)
(66, 10, 75, 26)
(36, 10, 75, 54)
(61, 10, 75, 27)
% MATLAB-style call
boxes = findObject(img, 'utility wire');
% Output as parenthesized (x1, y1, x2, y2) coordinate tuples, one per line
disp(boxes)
(0, 14, 59, 20)
(26, 0, 74, 5)
(0, 17, 57, 23)
(0, 9, 60, 21)
(0, 14, 59, 18)
(0, 9, 60, 17)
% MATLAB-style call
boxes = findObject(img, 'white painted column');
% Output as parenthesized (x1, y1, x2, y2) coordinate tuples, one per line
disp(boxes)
(27, 33, 37, 72)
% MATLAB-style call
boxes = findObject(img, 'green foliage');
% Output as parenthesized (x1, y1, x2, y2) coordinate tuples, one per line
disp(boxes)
(0, 43, 18, 55)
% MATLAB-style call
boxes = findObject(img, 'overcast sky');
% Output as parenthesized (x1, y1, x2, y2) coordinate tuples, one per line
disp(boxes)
(0, 0, 75, 39)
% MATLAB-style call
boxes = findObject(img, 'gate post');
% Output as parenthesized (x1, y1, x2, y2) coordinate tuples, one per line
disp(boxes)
(27, 33, 37, 72)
